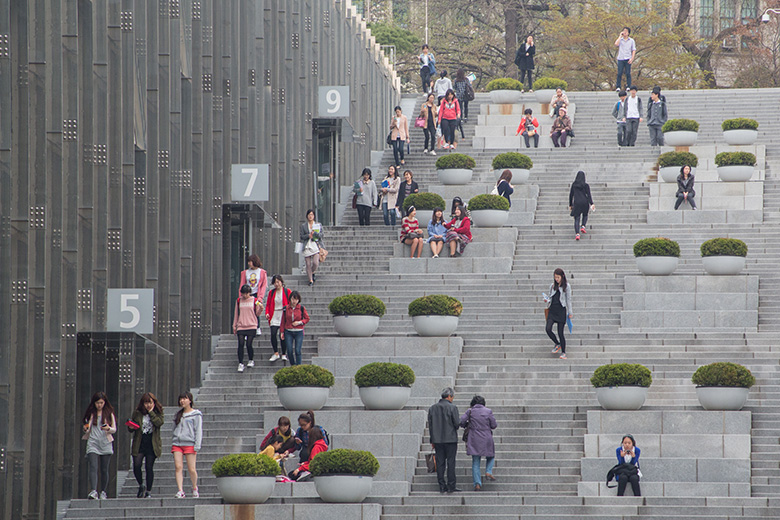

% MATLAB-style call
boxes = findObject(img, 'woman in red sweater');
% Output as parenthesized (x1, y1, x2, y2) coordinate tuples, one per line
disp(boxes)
(444, 205, 472, 256)
(289, 426, 327, 481)
(280, 291, 309, 366)
(437, 89, 461, 149)
(400, 206, 424, 258)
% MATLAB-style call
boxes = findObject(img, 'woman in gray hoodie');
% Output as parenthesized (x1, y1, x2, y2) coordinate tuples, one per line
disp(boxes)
(353, 168, 378, 226)
(171, 391, 202, 498)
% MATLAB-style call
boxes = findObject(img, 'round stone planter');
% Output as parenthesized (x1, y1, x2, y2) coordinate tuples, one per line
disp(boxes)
(358, 386, 412, 410)
(635, 256, 678, 276)
(332, 315, 380, 337)
(437, 169, 473, 185)
(411, 315, 459, 337)
(723, 129, 758, 146)
(695, 386, 749, 411)
(702, 255, 746, 275)
(470, 209, 508, 228)
(659, 166, 696, 183)
(216, 476, 276, 504)
(277, 386, 329, 411)
(534, 89, 555, 104)
(717, 165, 754, 182)
(489, 90, 522, 104)
(314, 475, 373, 503)
(595, 386, 649, 411)
(663, 130, 698, 147)
(493, 168, 530, 183)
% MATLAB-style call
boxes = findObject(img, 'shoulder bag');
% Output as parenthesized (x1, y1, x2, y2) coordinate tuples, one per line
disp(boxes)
(415, 116, 426, 128)
(462, 409, 472, 442)
(318, 248, 328, 263)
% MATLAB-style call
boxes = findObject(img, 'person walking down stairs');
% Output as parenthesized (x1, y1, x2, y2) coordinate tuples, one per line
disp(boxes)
(233, 284, 263, 372)
(127, 392, 164, 498)
(354, 168, 378, 226)
(280, 291, 309, 366)
(171, 392, 202, 499)
(569, 170, 595, 241)
(545, 268, 573, 360)
(82, 392, 117, 500)
(419, 93, 438, 156)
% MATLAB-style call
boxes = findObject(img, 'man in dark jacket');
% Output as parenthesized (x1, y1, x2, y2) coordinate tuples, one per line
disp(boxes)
(428, 387, 460, 493)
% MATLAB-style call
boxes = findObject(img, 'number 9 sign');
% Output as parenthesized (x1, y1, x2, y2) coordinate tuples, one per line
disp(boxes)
(318, 86, 349, 118)
(107, 289, 154, 334)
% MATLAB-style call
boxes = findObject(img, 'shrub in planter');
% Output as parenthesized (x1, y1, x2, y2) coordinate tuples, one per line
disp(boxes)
(691, 362, 755, 388)
(435, 154, 476, 170)
(485, 78, 523, 92)
(212, 453, 282, 478)
(661, 119, 700, 133)
(310, 449, 380, 477)
(492, 152, 533, 170)
(355, 362, 416, 388)
(212, 453, 282, 503)
(329, 295, 386, 317)
(532, 77, 568, 91)
(633, 238, 681, 257)
(700, 238, 748, 257)
(714, 152, 756, 167)
(657, 151, 698, 168)
(722, 118, 759, 131)
(273, 365, 335, 388)
(408, 295, 463, 317)
(402, 192, 446, 212)
(468, 194, 510, 211)
(591, 364, 652, 388)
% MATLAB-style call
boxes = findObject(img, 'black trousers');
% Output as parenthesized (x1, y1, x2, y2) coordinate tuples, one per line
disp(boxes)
(546, 317, 566, 353)
(617, 124, 627, 146)
(460, 98, 469, 120)
(420, 68, 431, 93)
(626, 118, 640, 146)
(423, 121, 436, 151)
(434, 442, 457, 491)
(523, 133, 539, 148)
(574, 211, 589, 233)
(357, 204, 372, 226)
(269, 325, 281, 353)
(133, 444, 156, 491)
(441, 118, 457, 145)
(617, 474, 641, 496)
(675, 193, 696, 209)
(519, 69, 533, 90)
(237, 329, 256, 363)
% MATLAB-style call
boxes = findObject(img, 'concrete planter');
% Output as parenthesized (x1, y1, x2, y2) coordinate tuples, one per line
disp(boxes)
(314, 475, 373, 503)
(493, 168, 530, 183)
(412, 315, 459, 337)
(277, 386, 329, 411)
(534, 89, 555, 104)
(437, 169, 473, 185)
(332, 315, 380, 337)
(695, 386, 749, 411)
(663, 130, 698, 146)
(358, 386, 412, 410)
(470, 209, 509, 228)
(717, 165, 754, 182)
(702, 255, 746, 275)
(659, 166, 696, 183)
(723, 129, 758, 145)
(636, 256, 678, 276)
(216, 476, 276, 504)
(595, 386, 648, 411)
(489, 90, 522, 104)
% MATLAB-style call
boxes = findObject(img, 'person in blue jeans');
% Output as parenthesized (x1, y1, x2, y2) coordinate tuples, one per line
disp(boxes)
(280, 291, 309, 365)
(614, 27, 636, 91)
(459, 395, 497, 491)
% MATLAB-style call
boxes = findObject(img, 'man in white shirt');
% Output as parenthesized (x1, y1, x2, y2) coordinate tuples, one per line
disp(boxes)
(614, 27, 636, 91)
(624, 86, 643, 146)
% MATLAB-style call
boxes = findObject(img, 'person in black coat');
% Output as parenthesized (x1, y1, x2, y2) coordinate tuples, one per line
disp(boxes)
(427, 388, 460, 494)
(514, 35, 536, 92)
(675, 165, 696, 210)
(395, 170, 419, 214)
(569, 171, 594, 240)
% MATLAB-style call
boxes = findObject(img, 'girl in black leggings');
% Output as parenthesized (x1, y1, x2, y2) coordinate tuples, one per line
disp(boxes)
(545, 268, 573, 360)
(128, 393, 164, 498)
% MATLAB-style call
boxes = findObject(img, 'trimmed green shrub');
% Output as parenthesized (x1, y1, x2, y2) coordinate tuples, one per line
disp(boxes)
(309, 449, 380, 477)
(715, 151, 756, 167)
(468, 194, 510, 211)
(354, 362, 415, 387)
(491, 152, 533, 170)
(657, 151, 698, 168)
(662, 119, 699, 133)
(408, 295, 463, 317)
(722, 118, 759, 131)
(700, 238, 748, 257)
(329, 294, 386, 317)
(212, 453, 282, 477)
(633, 238, 680, 258)
(273, 365, 335, 388)
(485, 78, 523, 92)
(532, 77, 568, 90)
(435, 153, 476, 170)
(691, 362, 755, 388)
(402, 192, 446, 212)
(591, 364, 652, 388)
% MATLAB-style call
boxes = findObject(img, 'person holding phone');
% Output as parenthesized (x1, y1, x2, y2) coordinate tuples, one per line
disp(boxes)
(390, 106, 410, 167)
(615, 435, 642, 496)
(545, 268, 573, 360)
(614, 27, 636, 91)
(82, 392, 117, 500)
(516, 108, 539, 148)
(128, 392, 164, 498)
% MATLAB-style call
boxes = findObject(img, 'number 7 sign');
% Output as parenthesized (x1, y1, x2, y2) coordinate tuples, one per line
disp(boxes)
(231, 164, 270, 202)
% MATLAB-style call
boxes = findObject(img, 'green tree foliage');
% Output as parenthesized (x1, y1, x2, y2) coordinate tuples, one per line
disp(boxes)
(368, 22, 421, 58)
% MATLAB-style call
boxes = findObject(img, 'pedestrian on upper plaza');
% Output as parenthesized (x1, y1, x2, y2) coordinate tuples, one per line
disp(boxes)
(614, 434, 642, 496)
(612, 90, 628, 146)
(550, 106, 572, 148)
(545, 268, 573, 360)
(516, 108, 539, 148)
(420, 93, 439, 156)
(233, 284, 263, 372)
(127, 392, 164, 499)
(171, 391, 202, 499)
(569, 170, 595, 241)
(82, 391, 117, 500)
(495, 169, 515, 207)
(647, 86, 667, 146)
(280, 290, 309, 365)
(614, 27, 636, 91)
(419, 44, 436, 94)
(444, 205, 472, 256)
(395, 170, 419, 213)
(428, 387, 461, 493)
(675, 165, 696, 210)
(427, 207, 447, 258)
(453, 68, 471, 122)
(438, 89, 461, 150)
(624, 86, 643, 146)
(400, 206, 424, 258)
(266, 275, 291, 362)
(300, 209, 324, 286)
(239, 254, 268, 303)
(434, 70, 453, 104)
(389, 105, 409, 168)
(460, 395, 497, 492)
(381, 165, 401, 226)
(515, 34, 536, 92)
(354, 168, 378, 226)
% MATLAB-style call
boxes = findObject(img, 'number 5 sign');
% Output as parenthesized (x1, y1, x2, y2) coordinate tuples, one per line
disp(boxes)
(231, 164, 270, 202)
(318, 86, 349, 118)
(107, 289, 155, 334)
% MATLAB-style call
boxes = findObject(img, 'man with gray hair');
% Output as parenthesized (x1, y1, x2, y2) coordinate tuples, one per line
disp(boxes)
(427, 387, 461, 493)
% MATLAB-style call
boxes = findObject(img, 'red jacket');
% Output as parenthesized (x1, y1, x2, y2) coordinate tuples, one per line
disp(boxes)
(299, 439, 328, 472)
(516, 117, 539, 136)
(437, 98, 460, 123)
(280, 304, 310, 331)
(265, 287, 291, 324)
(444, 216, 472, 240)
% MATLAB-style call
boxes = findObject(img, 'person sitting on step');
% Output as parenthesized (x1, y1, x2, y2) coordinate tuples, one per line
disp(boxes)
(443, 205, 472, 257)
(614, 434, 642, 496)
(427, 208, 447, 258)
(550, 107, 572, 148)
(675, 165, 696, 210)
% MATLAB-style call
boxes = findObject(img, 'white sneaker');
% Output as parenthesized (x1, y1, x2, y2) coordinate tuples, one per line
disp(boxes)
(429, 150, 436, 156)
(99, 491, 107, 500)
(432, 254, 438, 258)
(175, 490, 185, 498)
(281, 355, 288, 361)
(269, 353, 280, 362)
(423, 149, 428, 155)
(237, 363, 245, 372)
(192, 487, 199, 498)
(88, 490, 98, 500)
(247, 360, 255, 368)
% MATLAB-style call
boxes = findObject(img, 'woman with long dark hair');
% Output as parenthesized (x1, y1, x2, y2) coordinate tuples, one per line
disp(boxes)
(127, 392, 164, 498)
(171, 391, 202, 498)
(675, 165, 696, 210)
(395, 170, 419, 214)
(82, 392, 117, 500)
(400, 206, 424, 258)
(437, 89, 461, 149)
(300, 209, 324, 286)
(265, 274, 291, 362)
(239, 254, 267, 303)
(381, 165, 401, 226)
(615, 434, 642, 496)
(569, 171, 594, 240)
(453, 68, 471, 122)
(233, 283, 263, 372)
(444, 205, 472, 256)
(419, 93, 438, 156)
(427, 208, 447, 258)
(353, 168, 378, 226)
(545, 268, 573, 360)
(293, 410, 330, 464)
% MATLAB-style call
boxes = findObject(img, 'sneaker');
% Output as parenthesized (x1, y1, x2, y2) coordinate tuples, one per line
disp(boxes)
(580, 226, 587, 234)
(281, 355, 288, 361)
(552, 345, 561, 354)
(429, 150, 436, 156)
(296, 470, 312, 482)
(175, 490, 185, 499)
(575, 234, 580, 240)
(432, 254, 438, 258)
(269, 353, 280, 362)
(192, 487, 199, 498)
(529, 89, 534, 93)
(237, 363, 245, 372)
(616, 87, 621, 92)
(88, 490, 99, 500)
(560, 353, 567, 360)
(99, 491, 107, 500)
(144, 491, 152, 498)
(423, 149, 429, 155)
(247, 360, 255, 368)
(138, 485, 145, 498)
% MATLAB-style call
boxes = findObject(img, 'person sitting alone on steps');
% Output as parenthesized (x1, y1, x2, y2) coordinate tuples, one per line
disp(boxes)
(675, 165, 696, 210)
(613, 434, 641, 496)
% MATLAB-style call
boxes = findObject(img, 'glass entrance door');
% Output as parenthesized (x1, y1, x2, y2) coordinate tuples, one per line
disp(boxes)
(315, 126, 337, 226)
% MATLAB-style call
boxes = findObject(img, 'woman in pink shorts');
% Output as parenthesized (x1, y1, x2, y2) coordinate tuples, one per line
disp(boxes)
(171, 391, 202, 498)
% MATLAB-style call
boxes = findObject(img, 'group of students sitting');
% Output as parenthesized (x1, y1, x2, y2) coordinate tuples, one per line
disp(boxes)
(400, 201, 472, 259)
(258, 411, 329, 482)
(515, 88, 573, 148)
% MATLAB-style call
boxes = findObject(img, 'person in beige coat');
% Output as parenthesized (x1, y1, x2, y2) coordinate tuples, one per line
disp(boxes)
(390, 106, 410, 167)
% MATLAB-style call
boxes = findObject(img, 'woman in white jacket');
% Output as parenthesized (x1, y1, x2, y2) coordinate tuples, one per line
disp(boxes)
(545, 268, 573, 359)
(171, 391, 203, 498)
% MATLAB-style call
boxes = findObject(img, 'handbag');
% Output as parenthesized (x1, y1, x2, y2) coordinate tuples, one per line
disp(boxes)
(415, 116, 426, 128)
(294, 242, 303, 254)
(425, 451, 437, 473)
(462, 409, 472, 442)
(318, 248, 328, 263)
(386, 132, 393, 146)
(466, 83, 475, 102)
(491, 185, 499, 196)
